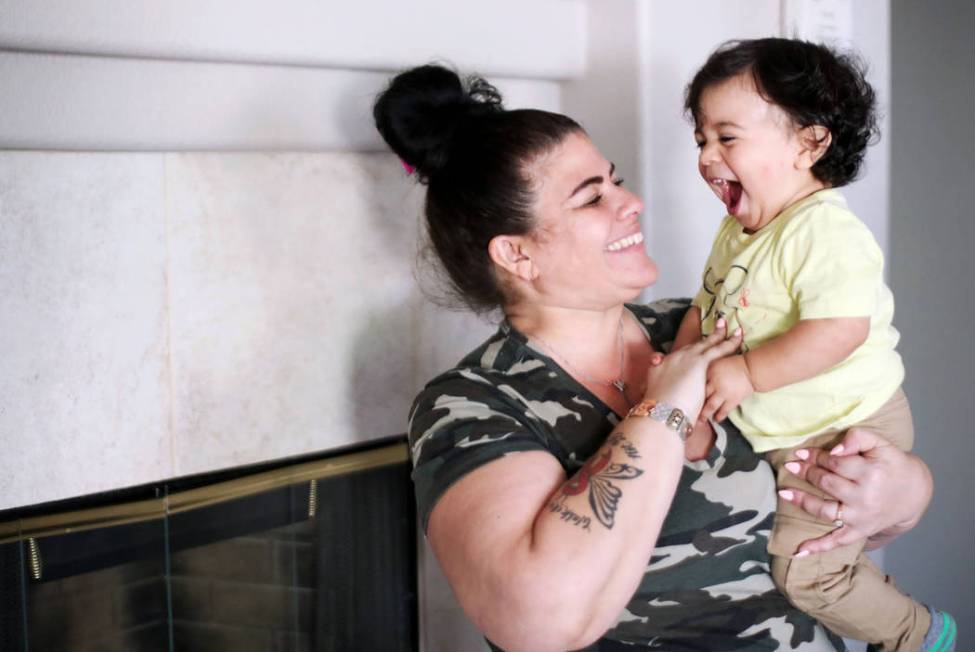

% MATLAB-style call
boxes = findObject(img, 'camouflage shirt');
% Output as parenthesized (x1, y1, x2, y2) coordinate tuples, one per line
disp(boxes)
(408, 300, 843, 651)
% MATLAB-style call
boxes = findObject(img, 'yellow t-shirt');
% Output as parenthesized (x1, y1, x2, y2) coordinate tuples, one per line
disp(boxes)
(692, 189, 904, 452)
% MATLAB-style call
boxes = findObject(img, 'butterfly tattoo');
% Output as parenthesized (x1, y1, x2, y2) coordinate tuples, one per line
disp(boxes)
(558, 449, 644, 529)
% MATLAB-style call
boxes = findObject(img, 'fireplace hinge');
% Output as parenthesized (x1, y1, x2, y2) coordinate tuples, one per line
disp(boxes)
(27, 537, 43, 581)
(308, 479, 318, 519)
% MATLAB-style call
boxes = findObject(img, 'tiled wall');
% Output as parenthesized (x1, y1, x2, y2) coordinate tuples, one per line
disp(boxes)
(170, 521, 316, 652)
(25, 558, 169, 651)
(0, 151, 492, 511)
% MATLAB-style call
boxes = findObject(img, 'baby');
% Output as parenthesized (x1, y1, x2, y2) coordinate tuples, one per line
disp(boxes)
(675, 38, 955, 651)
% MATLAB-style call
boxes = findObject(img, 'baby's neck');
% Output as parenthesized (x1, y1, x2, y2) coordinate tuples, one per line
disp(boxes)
(745, 178, 829, 235)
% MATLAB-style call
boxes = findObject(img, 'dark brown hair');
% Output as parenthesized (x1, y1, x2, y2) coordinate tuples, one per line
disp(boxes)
(373, 64, 583, 313)
(685, 38, 879, 187)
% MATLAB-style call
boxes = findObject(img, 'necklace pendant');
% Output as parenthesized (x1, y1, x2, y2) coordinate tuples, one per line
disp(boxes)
(612, 379, 627, 393)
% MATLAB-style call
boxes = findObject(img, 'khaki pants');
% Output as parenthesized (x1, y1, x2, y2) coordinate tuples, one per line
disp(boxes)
(766, 388, 930, 651)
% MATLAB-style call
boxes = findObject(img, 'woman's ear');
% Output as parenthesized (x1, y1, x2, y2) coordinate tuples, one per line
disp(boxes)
(796, 125, 832, 170)
(488, 235, 538, 282)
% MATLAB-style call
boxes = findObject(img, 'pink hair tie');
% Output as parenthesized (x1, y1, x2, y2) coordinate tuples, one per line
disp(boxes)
(400, 159, 416, 175)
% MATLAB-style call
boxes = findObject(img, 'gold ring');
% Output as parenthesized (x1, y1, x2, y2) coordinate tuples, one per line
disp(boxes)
(833, 502, 844, 528)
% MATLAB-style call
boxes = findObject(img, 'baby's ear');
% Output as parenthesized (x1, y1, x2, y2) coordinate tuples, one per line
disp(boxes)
(796, 125, 832, 170)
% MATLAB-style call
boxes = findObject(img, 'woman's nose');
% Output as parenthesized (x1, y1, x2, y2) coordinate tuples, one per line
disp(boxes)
(618, 187, 644, 220)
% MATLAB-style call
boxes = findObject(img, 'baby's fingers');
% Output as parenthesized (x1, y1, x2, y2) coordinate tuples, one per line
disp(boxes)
(714, 401, 735, 423)
(700, 392, 722, 422)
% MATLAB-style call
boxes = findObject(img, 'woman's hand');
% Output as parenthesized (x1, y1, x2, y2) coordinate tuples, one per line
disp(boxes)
(644, 319, 743, 421)
(778, 427, 933, 556)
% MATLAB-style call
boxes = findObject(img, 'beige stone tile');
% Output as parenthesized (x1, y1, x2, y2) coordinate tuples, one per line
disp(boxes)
(0, 152, 171, 510)
(166, 153, 422, 475)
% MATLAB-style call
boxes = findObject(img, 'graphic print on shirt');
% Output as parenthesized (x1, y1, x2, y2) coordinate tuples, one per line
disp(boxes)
(701, 264, 750, 349)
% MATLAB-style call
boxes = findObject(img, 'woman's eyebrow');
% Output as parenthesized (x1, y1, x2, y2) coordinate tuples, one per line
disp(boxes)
(569, 163, 616, 199)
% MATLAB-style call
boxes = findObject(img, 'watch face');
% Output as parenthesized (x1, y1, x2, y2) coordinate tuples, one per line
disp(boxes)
(665, 410, 685, 431)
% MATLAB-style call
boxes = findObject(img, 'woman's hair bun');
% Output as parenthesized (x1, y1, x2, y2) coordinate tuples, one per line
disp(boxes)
(373, 64, 503, 180)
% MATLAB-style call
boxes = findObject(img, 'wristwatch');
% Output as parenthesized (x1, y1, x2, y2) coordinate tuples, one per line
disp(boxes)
(627, 399, 693, 441)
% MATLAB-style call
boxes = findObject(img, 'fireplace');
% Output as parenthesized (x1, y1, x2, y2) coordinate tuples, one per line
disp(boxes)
(0, 437, 418, 651)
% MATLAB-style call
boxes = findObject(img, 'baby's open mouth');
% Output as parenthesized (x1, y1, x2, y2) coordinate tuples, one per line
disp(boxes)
(710, 178, 743, 215)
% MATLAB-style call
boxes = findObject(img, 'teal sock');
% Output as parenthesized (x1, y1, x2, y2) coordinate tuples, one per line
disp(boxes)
(919, 607, 957, 652)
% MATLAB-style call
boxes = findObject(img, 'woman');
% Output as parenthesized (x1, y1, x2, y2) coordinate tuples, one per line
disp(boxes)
(374, 65, 933, 651)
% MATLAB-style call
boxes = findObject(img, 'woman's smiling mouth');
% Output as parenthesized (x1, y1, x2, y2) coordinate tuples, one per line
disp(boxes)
(605, 231, 645, 252)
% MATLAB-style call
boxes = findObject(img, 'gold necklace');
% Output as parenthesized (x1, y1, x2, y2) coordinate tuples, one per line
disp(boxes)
(530, 317, 632, 407)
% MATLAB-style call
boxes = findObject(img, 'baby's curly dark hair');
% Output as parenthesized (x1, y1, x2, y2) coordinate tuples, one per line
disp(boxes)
(685, 38, 879, 187)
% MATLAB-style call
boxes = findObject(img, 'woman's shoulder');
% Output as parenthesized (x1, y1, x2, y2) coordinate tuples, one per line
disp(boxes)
(626, 298, 691, 352)
(407, 326, 570, 530)
(408, 324, 559, 454)
(414, 323, 548, 408)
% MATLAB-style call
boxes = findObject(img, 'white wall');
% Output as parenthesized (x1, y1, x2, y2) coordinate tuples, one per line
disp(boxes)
(0, 0, 584, 79)
(888, 0, 974, 632)
(562, 1, 890, 303)
(0, 52, 560, 151)
(0, 0, 578, 151)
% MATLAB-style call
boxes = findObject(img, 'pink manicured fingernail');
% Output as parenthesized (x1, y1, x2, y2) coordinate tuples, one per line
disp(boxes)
(778, 489, 794, 501)
(830, 444, 845, 455)
(733, 327, 742, 336)
(794, 449, 809, 460)
(784, 462, 801, 474)
(793, 550, 810, 558)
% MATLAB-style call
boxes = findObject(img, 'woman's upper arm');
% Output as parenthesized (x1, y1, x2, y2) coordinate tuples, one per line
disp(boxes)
(426, 450, 568, 644)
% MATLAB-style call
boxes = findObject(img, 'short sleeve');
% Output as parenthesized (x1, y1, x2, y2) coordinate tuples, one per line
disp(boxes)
(779, 206, 885, 320)
(407, 373, 549, 532)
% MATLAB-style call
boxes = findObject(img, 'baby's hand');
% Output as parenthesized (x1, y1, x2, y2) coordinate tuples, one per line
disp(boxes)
(701, 355, 755, 422)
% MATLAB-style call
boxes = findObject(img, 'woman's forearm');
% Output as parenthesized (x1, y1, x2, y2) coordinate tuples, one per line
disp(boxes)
(457, 418, 685, 652)
(531, 417, 686, 647)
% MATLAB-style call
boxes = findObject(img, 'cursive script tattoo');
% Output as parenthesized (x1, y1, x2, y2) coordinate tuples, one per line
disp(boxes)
(547, 498, 592, 530)
(558, 449, 644, 529)
(608, 432, 642, 460)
